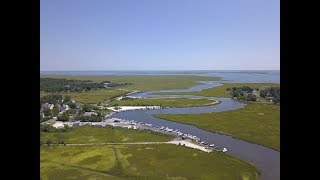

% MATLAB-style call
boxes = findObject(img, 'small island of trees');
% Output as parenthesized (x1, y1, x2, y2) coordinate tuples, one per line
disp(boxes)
(227, 86, 280, 103)
(260, 87, 280, 103)
(227, 86, 257, 101)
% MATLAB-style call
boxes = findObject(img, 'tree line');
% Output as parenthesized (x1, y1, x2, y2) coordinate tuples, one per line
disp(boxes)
(40, 78, 132, 92)
(260, 87, 280, 103)
(227, 86, 257, 101)
(40, 124, 71, 133)
(73, 114, 103, 122)
(226, 86, 280, 103)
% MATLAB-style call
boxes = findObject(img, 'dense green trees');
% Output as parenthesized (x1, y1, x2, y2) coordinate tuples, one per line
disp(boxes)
(40, 94, 63, 104)
(40, 78, 132, 92)
(96, 111, 106, 117)
(73, 108, 106, 122)
(52, 107, 60, 116)
(92, 106, 100, 110)
(64, 95, 71, 102)
(57, 112, 70, 122)
(231, 86, 253, 92)
(81, 104, 102, 112)
(66, 109, 77, 115)
(74, 114, 102, 122)
(82, 104, 93, 112)
(40, 124, 71, 133)
(69, 103, 76, 109)
(241, 86, 253, 92)
(40, 115, 45, 123)
(43, 108, 52, 116)
(246, 94, 257, 101)
(260, 87, 280, 103)
(40, 94, 79, 123)
(78, 109, 85, 115)
(40, 115, 52, 123)
(227, 86, 280, 103)
(40, 93, 123, 123)
(228, 86, 257, 101)
(40, 78, 105, 92)
(65, 102, 76, 109)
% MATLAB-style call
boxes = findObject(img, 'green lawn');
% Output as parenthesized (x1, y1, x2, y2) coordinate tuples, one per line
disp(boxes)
(40, 126, 173, 144)
(108, 97, 219, 107)
(41, 144, 259, 180)
(155, 102, 280, 150)
(155, 83, 279, 97)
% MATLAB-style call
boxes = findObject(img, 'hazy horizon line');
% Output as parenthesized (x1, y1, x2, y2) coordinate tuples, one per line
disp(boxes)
(41, 69, 280, 71)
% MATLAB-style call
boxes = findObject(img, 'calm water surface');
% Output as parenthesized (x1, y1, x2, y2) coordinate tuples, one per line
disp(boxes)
(112, 81, 280, 180)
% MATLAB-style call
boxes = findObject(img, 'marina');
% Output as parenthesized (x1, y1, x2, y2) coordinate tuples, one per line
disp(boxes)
(49, 117, 228, 153)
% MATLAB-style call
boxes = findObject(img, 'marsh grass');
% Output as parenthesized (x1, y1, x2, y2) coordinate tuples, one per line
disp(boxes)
(40, 75, 221, 103)
(108, 98, 219, 107)
(40, 126, 173, 144)
(41, 144, 259, 180)
(155, 83, 279, 97)
(155, 102, 280, 150)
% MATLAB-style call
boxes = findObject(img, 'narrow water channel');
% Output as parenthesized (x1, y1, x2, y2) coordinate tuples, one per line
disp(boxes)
(111, 81, 280, 180)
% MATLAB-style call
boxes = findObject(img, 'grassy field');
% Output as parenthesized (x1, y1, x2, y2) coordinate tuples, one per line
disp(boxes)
(155, 83, 279, 97)
(40, 75, 221, 90)
(41, 144, 259, 180)
(108, 97, 219, 107)
(40, 89, 127, 104)
(155, 102, 280, 150)
(40, 75, 221, 104)
(40, 126, 173, 144)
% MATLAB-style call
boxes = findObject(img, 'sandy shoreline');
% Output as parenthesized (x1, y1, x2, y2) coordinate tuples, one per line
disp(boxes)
(167, 139, 212, 153)
(107, 106, 161, 112)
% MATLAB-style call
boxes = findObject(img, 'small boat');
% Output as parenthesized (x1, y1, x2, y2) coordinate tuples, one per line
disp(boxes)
(221, 148, 227, 152)
(209, 144, 215, 147)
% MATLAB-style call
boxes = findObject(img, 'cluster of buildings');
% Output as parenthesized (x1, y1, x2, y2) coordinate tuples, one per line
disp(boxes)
(40, 99, 79, 113)
(49, 118, 137, 129)
(40, 103, 70, 114)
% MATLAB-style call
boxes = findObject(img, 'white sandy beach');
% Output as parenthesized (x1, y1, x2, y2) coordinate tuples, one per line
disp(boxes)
(167, 140, 212, 153)
(107, 106, 161, 112)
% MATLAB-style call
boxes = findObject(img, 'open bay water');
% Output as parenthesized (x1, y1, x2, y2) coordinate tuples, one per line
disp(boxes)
(40, 70, 280, 83)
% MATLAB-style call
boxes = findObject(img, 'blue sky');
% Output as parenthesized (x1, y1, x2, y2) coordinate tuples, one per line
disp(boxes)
(40, 0, 279, 71)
